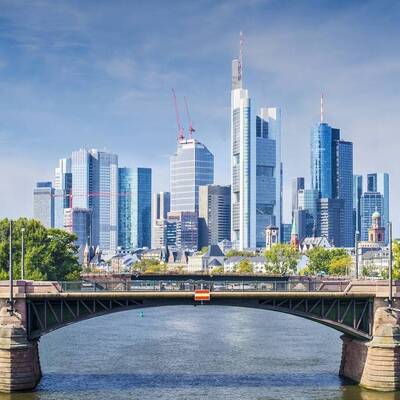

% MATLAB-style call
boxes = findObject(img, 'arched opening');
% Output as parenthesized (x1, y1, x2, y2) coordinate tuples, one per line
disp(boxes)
(36, 306, 353, 399)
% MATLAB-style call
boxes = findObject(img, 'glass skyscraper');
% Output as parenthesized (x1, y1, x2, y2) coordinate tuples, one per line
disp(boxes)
(310, 121, 354, 247)
(118, 167, 152, 250)
(361, 192, 384, 241)
(170, 139, 214, 214)
(353, 175, 363, 235)
(255, 107, 282, 248)
(367, 172, 389, 236)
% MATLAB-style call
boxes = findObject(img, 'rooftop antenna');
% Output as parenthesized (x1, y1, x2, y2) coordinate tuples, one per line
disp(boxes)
(320, 93, 324, 123)
(172, 89, 185, 142)
(184, 96, 195, 140)
(238, 31, 244, 84)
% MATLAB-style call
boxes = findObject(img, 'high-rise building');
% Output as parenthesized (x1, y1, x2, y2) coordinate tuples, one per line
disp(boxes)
(367, 172, 389, 234)
(118, 167, 152, 250)
(360, 192, 384, 241)
(167, 211, 198, 251)
(297, 189, 319, 237)
(33, 182, 54, 228)
(170, 139, 214, 214)
(310, 115, 354, 247)
(353, 175, 363, 235)
(231, 44, 255, 250)
(152, 192, 171, 248)
(255, 107, 282, 248)
(292, 177, 305, 216)
(55, 158, 72, 208)
(319, 198, 344, 247)
(198, 185, 231, 248)
(71, 149, 118, 253)
(64, 208, 92, 248)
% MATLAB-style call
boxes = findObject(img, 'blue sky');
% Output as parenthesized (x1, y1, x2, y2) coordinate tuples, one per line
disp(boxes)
(1, 0, 400, 233)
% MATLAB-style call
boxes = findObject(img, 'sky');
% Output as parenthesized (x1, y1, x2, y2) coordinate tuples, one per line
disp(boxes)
(0, 0, 400, 233)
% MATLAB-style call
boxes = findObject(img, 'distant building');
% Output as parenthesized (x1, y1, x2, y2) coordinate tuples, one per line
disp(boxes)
(368, 211, 385, 244)
(353, 175, 363, 235)
(152, 192, 171, 248)
(170, 139, 214, 214)
(167, 211, 198, 251)
(360, 192, 383, 242)
(297, 189, 319, 238)
(319, 198, 344, 247)
(118, 167, 152, 250)
(299, 236, 332, 253)
(280, 223, 292, 244)
(33, 182, 54, 228)
(55, 157, 72, 208)
(292, 177, 305, 216)
(198, 185, 231, 248)
(265, 225, 279, 250)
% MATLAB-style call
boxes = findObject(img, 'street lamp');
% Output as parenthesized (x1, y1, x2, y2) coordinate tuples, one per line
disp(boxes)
(388, 221, 393, 309)
(355, 230, 360, 279)
(21, 227, 25, 280)
(7, 220, 14, 316)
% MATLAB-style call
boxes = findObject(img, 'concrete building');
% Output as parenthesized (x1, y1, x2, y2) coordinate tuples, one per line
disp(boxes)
(33, 182, 54, 228)
(167, 211, 198, 251)
(170, 139, 214, 214)
(152, 192, 171, 248)
(265, 225, 279, 250)
(292, 177, 305, 216)
(198, 185, 231, 248)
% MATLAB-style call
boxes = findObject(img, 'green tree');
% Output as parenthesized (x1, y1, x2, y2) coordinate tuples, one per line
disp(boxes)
(328, 254, 352, 276)
(235, 259, 254, 274)
(225, 249, 254, 258)
(306, 247, 349, 275)
(0, 218, 81, 281)
(264, 244, 301, 275)
(199, 246, 209, 255)
(211, 266, 224, 275)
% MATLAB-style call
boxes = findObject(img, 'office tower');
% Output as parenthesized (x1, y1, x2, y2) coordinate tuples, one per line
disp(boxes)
(55, 158, 72, 208)
(198, 185, 231, 248)
(255, 107, 282, 248)
(353, 175, 363, 235)
(367, 173, 389, 233)
(293, 209, 308, 242)
(118, 167, 152, 250)
(33, 182, 54, 228)
(152, 192, 171, 248)
(297, 189, 319, 237)
(64, 208, 92, 248)
(319, 198, 344, 246)
(292, 177, 305, 216)
(231, 41, 255, 250)
(170, 139, 214, 213)
(360, 192, 384, 241)
(167, 211, 198, 251)
(310, 110, 354, 247)
(71, 149, 118, 253)
(280, 223, 292, 244)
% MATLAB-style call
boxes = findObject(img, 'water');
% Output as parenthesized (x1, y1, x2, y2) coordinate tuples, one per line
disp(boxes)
(2, 306, 400, 400)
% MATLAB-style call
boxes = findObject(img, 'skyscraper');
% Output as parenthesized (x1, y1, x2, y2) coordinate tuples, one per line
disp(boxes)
(55, 158, 72, 208)
(360, 192, 384, 241)
(231, 40, 255, 250)
(152, 192, 171, 248)
(198, 185, 231, 248)
(118, 167, 152, 249)
(170, 139, 214, 214)
(292, 177, 305, 216)
(167, 211, 198, 251)
(71, 149, 118, 254)
(310, 110, 354, 247)
(297, 188, 319, 238)
(255, 107, 282, 248)
(33, 182, 54, 228)
(353, 175, 363, 235)
(367, 173, 389, 234)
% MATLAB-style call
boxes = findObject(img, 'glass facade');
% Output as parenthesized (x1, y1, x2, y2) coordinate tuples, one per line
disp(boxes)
(361, 192, 384, 241)
(170, 139, 214, 214)
(367, 172, 389, 239)
(353, 175, 363, 235)
(33, 182, 54, 228)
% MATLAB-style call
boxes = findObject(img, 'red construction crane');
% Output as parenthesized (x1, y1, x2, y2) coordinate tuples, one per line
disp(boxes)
(172, 88, 185, 142)
(184, 96, 195, 140)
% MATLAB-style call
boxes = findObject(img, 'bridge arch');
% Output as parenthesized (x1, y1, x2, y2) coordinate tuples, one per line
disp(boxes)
(26, 294, 373, 340)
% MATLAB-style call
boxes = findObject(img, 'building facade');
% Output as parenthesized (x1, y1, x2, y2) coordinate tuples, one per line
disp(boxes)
(167, 211, 198, 251)
(292, 177, 305, 217)
(198, 185, 231, 248)
(33, 182, 54, 228)
(367, 172, 389, 239)
(255, 107, 282, 248)
(353, 175, 363, 235)
(152, 192, 171, 248)
(170, 139, 214, 214)
(361, 192, 384, 241)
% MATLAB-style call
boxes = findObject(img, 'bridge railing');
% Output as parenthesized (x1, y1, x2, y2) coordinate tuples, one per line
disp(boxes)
(59, 280, 349, 293)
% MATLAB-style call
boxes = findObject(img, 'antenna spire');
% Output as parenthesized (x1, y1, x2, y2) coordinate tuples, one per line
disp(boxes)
(238, 31, 244, 83)
(320, 93, 324, 123)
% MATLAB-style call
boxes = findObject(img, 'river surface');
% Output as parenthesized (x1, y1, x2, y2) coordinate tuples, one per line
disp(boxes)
(2, 306, 400, 400)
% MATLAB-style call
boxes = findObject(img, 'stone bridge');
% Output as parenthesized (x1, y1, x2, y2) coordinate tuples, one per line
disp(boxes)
(0, 279, 400, 392)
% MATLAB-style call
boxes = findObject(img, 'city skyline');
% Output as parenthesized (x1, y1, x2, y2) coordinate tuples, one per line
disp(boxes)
(1, 1, 400, 234)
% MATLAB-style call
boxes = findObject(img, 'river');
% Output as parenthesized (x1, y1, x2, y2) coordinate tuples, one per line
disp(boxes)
(2, 306, 400, 400)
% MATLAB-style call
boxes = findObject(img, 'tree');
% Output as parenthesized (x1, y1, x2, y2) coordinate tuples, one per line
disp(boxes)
(328, 255, 352, 276)
(225, 249, 254, 258)
(264, 244, 301, 275)
(306, 247, 349, 275)
(235, 259, 254, 274)
(211, 266, 224, 275)
(0, 218, 81, 281)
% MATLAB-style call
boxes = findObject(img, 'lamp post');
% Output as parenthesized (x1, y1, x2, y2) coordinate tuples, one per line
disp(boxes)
(388, 221, 393, 309)
(355, 230, 360, 279)
(21, 227, 25, 280)
(7, 220, 14, 316)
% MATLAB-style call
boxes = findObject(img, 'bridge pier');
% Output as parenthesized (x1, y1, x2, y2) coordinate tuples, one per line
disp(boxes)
(340, 307, 400, 391)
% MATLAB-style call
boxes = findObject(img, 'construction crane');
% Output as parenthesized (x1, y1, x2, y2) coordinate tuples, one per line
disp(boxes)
(172, 89, 185, 142)
(184, 96, 195, 140)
